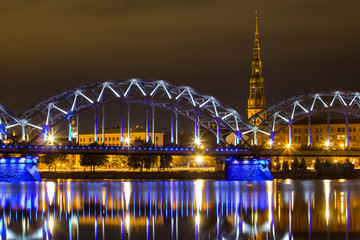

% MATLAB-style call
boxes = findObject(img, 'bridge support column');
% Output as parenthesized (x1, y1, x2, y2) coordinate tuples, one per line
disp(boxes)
(21, 124, 26, 142)
(289, 125, 292, 146)
(68, 117, 72, 142)
(195, 113, 199, 143)
(171, 110, 174, 144)
(127, 102, 130, 143)
(216, 121, 220, 145)
(253, 130, 258, 146)
(175, 112, 178, 145)
(76, 114, 79, 144)
(345, 111, 349, 147)
(225, 157, 273, 181)
(152, 105, 155, 145)
(94, 107, 98, 142)
(102, 105, 105, 144)
(327, 111, 331, 144)
(0, 157, 41, 182)
(146, 103, 149, 143)
(308, 115, 311, 147)
(120, 101, 124, 144)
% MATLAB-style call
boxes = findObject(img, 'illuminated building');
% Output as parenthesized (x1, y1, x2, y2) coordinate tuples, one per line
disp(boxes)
(78, 125, 164, 147)
(247, 11, 267, 122)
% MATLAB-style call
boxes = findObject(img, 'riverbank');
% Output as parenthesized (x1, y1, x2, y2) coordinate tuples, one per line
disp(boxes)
(40, 170, 226, 180)
(39, 169, 360, 180)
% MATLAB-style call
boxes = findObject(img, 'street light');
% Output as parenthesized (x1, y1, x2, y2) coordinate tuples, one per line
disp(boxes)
(194, 138, 201, 146)
(195, 156, 203, 166)
(286, 143, 291, 149)
(324, 141, 330, 148)
(268, 140, 273, 148)
(48, 135, 54, 145)
(124, 137, 130, 145)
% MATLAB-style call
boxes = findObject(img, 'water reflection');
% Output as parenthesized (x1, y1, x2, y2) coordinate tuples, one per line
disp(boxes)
(0, 179, 359, 239)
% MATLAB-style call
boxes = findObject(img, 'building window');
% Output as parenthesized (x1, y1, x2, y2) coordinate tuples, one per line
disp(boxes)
(337, 128, 341, 132)
(331, 128, 334, 133)
(117, 137, 119, 141)
(294, 128, 297, 133)
(320, 128, 323, 133)
(316, 128, 319, 133)
(342, 127, 345, 132)
(353, 127, 356, 132)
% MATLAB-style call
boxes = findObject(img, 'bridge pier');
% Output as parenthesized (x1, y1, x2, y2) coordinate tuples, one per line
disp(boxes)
(225, 157, 273, 181)
(0, 157, 41, 182)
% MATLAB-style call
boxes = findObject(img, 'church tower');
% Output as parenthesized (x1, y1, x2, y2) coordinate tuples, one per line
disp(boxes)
(247, 11, 267, 122)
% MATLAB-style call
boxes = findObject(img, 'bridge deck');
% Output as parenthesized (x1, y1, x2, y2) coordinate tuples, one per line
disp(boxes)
(0, 144, 359, 157)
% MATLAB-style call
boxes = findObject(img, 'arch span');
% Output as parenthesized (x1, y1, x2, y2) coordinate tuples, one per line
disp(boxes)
(248, 91, 360, 145)
(19, 79, 253, 145)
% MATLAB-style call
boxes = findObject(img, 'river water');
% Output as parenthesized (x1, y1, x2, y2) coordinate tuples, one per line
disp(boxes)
(0, 179, 358, 239)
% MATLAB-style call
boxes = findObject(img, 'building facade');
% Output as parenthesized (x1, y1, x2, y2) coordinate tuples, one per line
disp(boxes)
(78, 125, 164, 147)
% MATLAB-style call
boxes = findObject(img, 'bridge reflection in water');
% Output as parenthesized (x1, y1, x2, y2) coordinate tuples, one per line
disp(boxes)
(0, 180, 358, 239)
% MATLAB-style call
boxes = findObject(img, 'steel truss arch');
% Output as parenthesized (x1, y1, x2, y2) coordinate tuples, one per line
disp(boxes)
(0, 103, 25, 139)
(19, 79, 253, 145)
(249, 91, 360, 142)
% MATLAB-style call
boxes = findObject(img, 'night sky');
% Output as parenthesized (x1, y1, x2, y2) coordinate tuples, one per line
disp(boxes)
(0, 0, 359, 117)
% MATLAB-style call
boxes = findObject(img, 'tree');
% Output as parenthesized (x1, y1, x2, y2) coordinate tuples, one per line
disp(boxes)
(39, 153, 67, 172)
(291, 158, 300, 171)
(79, 154, 108, 171)
(300, 158, 307, 171)
(127, 154, 158, 172)
(126, 137, 158, 171)
(274, 158, 281, 171)
(282, 161, 289, 171)
(159, 155, 173, 170)
(314, 158, 321, 171)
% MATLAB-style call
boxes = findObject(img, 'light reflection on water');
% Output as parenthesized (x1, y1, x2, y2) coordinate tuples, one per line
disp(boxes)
(0, 179, 358, 239)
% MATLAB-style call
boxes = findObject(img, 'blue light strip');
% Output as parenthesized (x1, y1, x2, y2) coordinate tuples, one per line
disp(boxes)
(0, 157, 37, 164)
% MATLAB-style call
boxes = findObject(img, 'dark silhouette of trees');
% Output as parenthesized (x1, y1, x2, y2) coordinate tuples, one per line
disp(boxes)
(300, 158, 307, 171)
(282, 161, 289, 171)
(79, 154, 108, 171)
(314, 158, 321, 171)
(274, 158, 281, 171)
(126, 137, 158, 171)
(291, 158, 300, 171)
(39, 153, 67, 172)
(159, 155, 173, 170)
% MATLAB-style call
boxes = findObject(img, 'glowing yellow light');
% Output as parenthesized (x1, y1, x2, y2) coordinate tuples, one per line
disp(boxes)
(48, 215, 54, 233)
(341, 143, 344, 148)
(268, 140, 273, 146)
(195, 156, 203, 164)
(334, 159, 337, 163)
(286, 143, 291, 149)
(48, 135, 54, 144)
(324, 141, 330, 147)
(124, 137, 130, 145)
(200, 145, 205, 149)
(194, 138, 201, 145)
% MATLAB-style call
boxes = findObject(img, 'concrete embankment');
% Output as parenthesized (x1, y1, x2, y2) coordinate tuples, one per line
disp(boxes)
(40, 170, 226, 180)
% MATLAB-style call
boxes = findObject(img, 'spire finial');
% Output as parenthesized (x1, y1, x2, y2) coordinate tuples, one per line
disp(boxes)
(255, 10, 259, 34)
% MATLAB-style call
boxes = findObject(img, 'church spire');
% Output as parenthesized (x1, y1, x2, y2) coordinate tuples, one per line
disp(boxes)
(247, 10, 267, 123)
